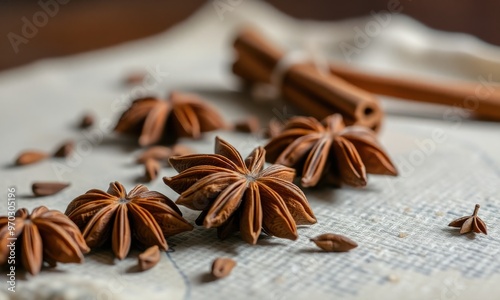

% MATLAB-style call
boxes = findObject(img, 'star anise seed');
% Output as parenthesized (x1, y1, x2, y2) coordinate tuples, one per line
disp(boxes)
(211, 257, 236, 278)
(310, 233, 358, 252)
(136, 145, 195, 166)
(138, 245, 161, 271)
(32, 182, 70, 197)
(15, 150, 49, 166)
(53, 140, 74, 158)
(79, 113, 94, 129)
(136, 146, 172, 164)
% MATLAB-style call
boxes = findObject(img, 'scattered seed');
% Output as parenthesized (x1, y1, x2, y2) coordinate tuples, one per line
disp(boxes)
(136, 146, 172, 164)
(138, 245, 161, 271)
(387, 274, 399, 283)
(15, 151, 49, 166)
(124, 71, 146, 85)
(211, 257, 236, 279)
(233, 116, 260, 134)
(32, 182, 70, 197)
(310, 233, 358, 252)
(398, 232, 408, 238)
(264, 118, 283, 138)
(79, 113, 94, 129)
(53, 141, 74, 158)
(144, 159, 160, 182)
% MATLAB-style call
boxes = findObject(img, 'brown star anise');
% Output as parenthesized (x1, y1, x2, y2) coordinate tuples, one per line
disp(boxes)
(448, 204, 487, 235)
(0, 206, 89, 275)
(65, 182, 193, 259)
(114, 91, 225, 146)
(163, 137, 316, 244)
(264, 114, 398, 188)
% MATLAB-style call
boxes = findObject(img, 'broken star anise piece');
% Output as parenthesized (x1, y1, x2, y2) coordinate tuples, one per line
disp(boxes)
(163, 136, 316, 244)
(0, 206, 89, 275)
(114, 91, 225, 147)
(65, 182, 193, 259)
(448, 204, 487, 235)
(264, 114, 398, 188)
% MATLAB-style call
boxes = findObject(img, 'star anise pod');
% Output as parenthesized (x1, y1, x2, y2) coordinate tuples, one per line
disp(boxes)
(65, 182, 193, 259)
(163, 137, 316, 244)
(448, 204, 487, 234)
(264, 114, 398, 188)
(0, 206, 89, 275)
(114, 91, 225, 146)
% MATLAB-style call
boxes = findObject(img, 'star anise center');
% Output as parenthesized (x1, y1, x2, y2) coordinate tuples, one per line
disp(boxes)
(244, 173, 257, 182)
(118, 197, 130, 204)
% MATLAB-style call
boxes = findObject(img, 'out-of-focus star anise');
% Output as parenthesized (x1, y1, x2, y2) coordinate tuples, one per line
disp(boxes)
(114, 91, 225, 146)
(163, 137, 316, 244)
(65, 182, 193, 259)
(0, 206, 89, 275)
(264, 114, 397, 188)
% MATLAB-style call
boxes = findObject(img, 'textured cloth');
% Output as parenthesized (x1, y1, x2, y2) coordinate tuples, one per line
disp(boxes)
(1, 2, 500, 299)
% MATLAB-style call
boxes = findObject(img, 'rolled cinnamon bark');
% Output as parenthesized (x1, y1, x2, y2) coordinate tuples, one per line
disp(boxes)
(232, 28, 383, 131)
(329, 64, 500, 121)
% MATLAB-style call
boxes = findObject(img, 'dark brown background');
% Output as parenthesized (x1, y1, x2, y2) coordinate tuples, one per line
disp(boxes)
(0, 0, 498, 71)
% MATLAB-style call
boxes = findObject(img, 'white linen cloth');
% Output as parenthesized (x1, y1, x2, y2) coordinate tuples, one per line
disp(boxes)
(1, 1, 499, 299)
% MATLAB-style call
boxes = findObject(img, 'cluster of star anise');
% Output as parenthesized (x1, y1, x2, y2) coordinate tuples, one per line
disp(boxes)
(8, 105, 491, 277)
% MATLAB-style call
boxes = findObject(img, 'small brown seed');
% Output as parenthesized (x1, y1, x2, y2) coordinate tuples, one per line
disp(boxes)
(211, 257, 236, 279)
(310, 233, 358, 252)
(80, 113, 94, 129)
(233, 116, 260, 134)
(32, 182, 70, 197)
(144, 159, 160, 182)
(15, 151, 49, 166)
(136, 146, 172, 164)
(124, 71, 146, 85)
(53, 141, 74, 158)
(138, 245, 161, 271)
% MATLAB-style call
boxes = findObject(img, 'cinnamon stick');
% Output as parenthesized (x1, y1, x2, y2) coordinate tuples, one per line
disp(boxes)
(232, 28, 383, 131)
(329, 64, 500, 121)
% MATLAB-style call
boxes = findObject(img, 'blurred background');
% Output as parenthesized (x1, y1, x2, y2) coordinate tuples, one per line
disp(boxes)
(1, 0, 499, 71)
